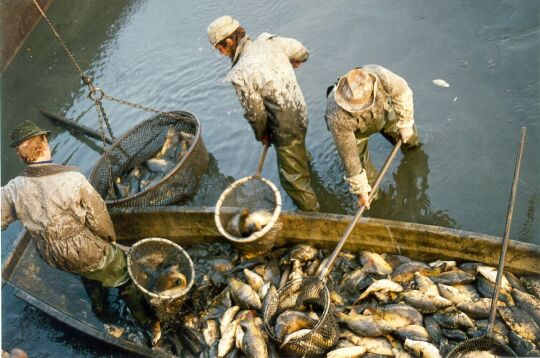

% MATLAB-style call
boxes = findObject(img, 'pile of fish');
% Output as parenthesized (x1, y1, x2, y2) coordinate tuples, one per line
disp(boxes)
(113, 125, 194, 199)
(121, 243, 540, 358)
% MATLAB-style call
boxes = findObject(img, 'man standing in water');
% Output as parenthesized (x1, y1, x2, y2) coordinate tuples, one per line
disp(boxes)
(325, 66, 420, 208)
(1, 121, 158, 344)
(207, 16, 320, 212)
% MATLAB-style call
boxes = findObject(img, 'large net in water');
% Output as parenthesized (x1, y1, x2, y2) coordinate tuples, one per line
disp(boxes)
(89, 111, 208, 207)
(127, 238, 195, 323)
(445, 336, 517, 358)
(263, 277, 340, 357)
(214, 175, 282, 255)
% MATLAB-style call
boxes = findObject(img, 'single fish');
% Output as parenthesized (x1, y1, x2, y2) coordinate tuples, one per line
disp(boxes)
(354, 279, 403, 303)
(327, 345, 367, 358)
(402, 290, 452, 313)
(158, 125, 180, 158)
(394, 325, 431, 342)
(433, 79, 450, 88)
(508, 331, 540, 357)
(104, 323, 125, 337)
(365, 303, 423, 326)
(512, 288, 540, 326)
(477, 266, 512, 291)
(145, 158, 173, 173)
(440, 328, 467, 341)
(380, 253, 412, 269)
(340, 332, 394, 355)
(280, 328, 311, 348)
(290, 244, 318, 262)
(390, 261, 431, 283)
(429, 270, 475, 285)
(359, 252, 393, 275)
(520, 274, 540, 299)
(404, 339, 441, 358)
(243, 268, 264, 292)
(274, 310, 317, 341)
(202, 319, 220, 346)
(498, 306, 540, 344)
(414, 272, 439, 296)
(453, 284, 482, 301)
(152, 264, 188, 296)
(227, 208, 250, 238)
(217, 319, 238, 358)
(456, 298, 505, 319)
(229, 278, 262, 310)
(243, 210, 273, 235)
(476, 275, 514, 305)
(335, 312, 395, 337)
(220, 306, 240, 336)
(305, 259, 321, 277)
(239, 316, 268, 358)
(437, 284, 473, 305)
(432, 308, 476, 329)
(424, 316, 447, 348)
(505, 271, 528, 292)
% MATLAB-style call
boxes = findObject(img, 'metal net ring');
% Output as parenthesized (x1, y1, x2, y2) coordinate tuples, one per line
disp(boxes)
(89, 111, 209, 207)
(214, 175, 282, 255)
(127, 238, 195, 322)
(263, 277, 339, 357)
(444, 336, 517, 358)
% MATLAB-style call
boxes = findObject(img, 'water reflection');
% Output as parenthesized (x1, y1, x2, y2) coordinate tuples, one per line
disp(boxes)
(370, 145, 457, 228)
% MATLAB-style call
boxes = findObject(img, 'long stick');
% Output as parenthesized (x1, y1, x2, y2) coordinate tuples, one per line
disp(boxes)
(40, 108, 113, 144)
(486, 127, 526, 335)
(317, 139, 403, 280)
(254, 143, 270, 177)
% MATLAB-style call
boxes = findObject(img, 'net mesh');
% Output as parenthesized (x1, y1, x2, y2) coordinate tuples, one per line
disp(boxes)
(89, 111, 208, 207)
(215, 176, 282, 255)
(445, 336, 517, 358)
(263, 277, 339, 357)
(127, 238, 195, 323)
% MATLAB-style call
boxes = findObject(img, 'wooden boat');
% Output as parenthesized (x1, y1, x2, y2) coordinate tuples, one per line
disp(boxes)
(3, 206, 540, 357)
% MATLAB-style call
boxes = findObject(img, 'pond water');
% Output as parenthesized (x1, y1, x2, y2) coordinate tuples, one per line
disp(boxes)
(1, 0, 539, 356)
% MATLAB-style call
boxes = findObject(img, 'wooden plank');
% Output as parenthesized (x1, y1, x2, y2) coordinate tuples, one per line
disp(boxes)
(110, 206, 540, 275)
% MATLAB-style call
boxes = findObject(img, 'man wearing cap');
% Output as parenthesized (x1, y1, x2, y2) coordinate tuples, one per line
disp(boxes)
(1, 121, 129, 290)
(207, 15, 320, 212)
(326, 65, 420, 208)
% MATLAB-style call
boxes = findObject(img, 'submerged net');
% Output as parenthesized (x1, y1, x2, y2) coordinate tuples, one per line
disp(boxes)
(263, 277, 340, 357)
(127, 238, 195, 323)
(445, 336, 517, 358)
(89, 111, 208, 207)
(214, 175, 282, 255)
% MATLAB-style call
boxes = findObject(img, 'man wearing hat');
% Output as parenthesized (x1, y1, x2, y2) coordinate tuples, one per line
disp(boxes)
(1, 121, 129, 291)
(326, 65, 420, 208)
(207, 15, 320, 212)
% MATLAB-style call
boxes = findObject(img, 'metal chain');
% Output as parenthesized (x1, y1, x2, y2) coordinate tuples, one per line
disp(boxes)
(94, 100, 116, 198)
(32, 0, 85, 78)
(103, 94, 183, 120)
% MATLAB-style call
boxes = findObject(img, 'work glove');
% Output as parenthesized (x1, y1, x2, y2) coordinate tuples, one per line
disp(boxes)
(346, 169, 372, 209)
(399, 127, 414, 144)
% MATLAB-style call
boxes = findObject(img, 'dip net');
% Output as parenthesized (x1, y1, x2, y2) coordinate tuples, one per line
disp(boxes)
(445, 336, 517, 358)
(263, 277, 339, 357)
(127, 238, 195, 323)
(89, 111, 208, 207)
(214, 145, 282, 255)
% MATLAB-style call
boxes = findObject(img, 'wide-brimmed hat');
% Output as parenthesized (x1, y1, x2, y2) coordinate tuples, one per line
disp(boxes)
(334, 68, 376, 113)
(207, 15, 240, 47)
(9, 120, 50, 148)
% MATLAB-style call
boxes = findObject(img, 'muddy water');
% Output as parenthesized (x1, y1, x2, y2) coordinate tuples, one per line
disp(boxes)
(1, 0, 539, 356)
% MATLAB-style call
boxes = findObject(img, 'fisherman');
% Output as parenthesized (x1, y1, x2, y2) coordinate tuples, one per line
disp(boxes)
(207, 15, 320, 212)
(1, 121, 157, 342)
(325, 65, 420, 209)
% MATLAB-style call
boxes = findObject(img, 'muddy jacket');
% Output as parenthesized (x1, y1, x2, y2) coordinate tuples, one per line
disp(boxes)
(1, 163, 115, 274)
(326, 64, 415, 194)
(227, 33, 309, 146)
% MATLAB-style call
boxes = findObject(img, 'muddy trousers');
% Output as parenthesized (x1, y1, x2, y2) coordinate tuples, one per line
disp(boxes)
(355, 122, 420, 190)
(275, 138, 320, 212)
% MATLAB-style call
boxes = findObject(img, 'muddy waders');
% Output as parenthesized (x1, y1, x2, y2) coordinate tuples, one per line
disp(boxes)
(275, 137, 320, 212)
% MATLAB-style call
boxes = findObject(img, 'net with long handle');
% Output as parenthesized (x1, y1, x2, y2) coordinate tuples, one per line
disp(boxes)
(263, 140, 403, 357)
(89, 111, 208, 207)
(446, 128, 526, 358)
(127, 238, 195, 323)
(214, 144, 282, 255)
